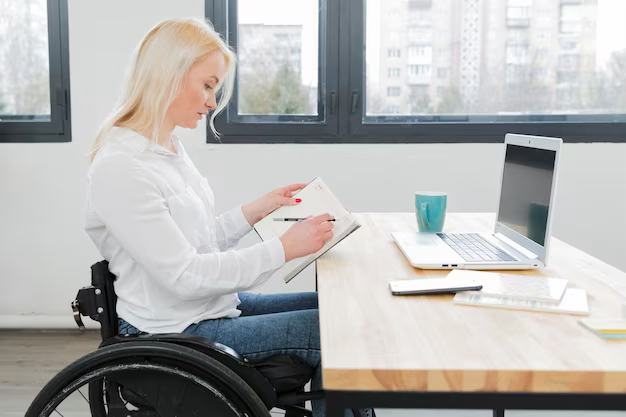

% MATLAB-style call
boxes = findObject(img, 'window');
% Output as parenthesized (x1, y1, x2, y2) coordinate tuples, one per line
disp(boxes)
(0, 0, 71, 143)
(387, 87, 401, 97)
(506, 44, 530, 65)
(358, 0, 626, 141)
(387, 48, 401, 58)
(507, 0, 532, 27)
(559, 4, 582, 34)
(238, 24, 310, 115)
(408, 0, 432, 11)
(507, 29, 530, 43)
(387, 68, 401, 78)
(207, 0, 626, 143)
(408, 26, 432, 43)
(560, 3, 582, 21)
(208, 0, 338, 138)
(408, 65, 431, 77)
(560, 39, 580, 53)
(557, 71, 578, 84)
(558, 54, 579, 71)
(507, 6, 531, 27)
(560, 21, 582, 34)
(388, 31, 400, 42)
(409, 10, 432, 28)
(408, 45, 432, 59)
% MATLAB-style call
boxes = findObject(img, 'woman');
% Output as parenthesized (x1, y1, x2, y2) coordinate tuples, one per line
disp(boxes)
(84, 17, 344, 417)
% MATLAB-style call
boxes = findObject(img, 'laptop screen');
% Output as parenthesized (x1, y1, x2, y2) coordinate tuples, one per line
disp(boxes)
(497, 144, 556, 247)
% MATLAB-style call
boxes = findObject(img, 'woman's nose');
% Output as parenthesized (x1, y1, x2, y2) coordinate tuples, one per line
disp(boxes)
(206, 94, 217, 110)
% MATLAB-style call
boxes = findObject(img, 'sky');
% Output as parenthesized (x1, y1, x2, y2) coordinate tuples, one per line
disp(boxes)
(595, 0, 626, 69)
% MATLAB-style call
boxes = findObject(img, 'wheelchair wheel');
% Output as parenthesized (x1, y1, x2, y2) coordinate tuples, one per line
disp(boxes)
(26, 341, 271, 417)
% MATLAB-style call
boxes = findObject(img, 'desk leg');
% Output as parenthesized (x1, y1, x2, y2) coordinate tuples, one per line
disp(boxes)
(493, 408, 505, 417)
(326, 392, 346, 417)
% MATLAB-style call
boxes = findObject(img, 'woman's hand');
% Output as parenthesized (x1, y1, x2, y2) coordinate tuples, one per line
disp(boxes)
(279, 213, 335, 262)
(241, 183, 307, 226)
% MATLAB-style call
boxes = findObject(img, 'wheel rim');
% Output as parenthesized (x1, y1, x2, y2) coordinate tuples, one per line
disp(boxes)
(37, 362, 246, 417)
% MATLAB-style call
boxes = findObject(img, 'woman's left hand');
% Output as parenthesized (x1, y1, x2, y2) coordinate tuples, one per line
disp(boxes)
(242, 183, 307, 226)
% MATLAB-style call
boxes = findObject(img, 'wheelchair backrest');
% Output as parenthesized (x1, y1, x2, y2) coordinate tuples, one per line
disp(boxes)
(90, 260, 119, 340)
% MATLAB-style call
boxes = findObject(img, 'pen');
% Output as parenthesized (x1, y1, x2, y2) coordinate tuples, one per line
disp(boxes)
(273, 218, 336, 222)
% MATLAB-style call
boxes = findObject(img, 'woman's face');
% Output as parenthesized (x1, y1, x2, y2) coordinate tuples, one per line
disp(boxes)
(167, 51, 227, 129)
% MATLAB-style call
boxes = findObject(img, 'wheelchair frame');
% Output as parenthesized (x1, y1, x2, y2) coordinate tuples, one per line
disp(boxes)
(68, 260, 325, 417)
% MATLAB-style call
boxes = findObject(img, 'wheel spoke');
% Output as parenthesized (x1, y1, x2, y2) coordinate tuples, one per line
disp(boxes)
(77, 388, 90, 404)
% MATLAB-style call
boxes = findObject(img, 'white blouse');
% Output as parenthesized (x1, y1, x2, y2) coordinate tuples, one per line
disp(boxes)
(84, 127, 285, 333)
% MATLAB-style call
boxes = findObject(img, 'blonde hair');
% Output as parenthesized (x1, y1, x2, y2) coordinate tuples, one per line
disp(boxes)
(89, 17, 236, 163)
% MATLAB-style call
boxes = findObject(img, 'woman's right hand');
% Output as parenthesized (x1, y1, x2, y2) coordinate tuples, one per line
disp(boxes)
(279, 213, 335, 262)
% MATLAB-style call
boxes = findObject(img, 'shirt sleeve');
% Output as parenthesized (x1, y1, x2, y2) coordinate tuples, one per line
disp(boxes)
(214, 205, 254, 250)
(90, 154, 286, 301)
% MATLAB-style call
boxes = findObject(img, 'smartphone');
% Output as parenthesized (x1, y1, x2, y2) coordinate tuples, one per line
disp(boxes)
(389, 277, 482, 296)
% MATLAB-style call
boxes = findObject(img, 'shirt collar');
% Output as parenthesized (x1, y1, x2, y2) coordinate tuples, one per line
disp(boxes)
(149, 137, 180, 156)
(114, 127, 181, 157)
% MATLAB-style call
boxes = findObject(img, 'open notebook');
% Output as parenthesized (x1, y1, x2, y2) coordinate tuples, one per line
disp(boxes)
(254, 177, 360, 283)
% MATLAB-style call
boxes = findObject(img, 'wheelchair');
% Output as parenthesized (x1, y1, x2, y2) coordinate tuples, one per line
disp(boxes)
(26, 260, 352, 417)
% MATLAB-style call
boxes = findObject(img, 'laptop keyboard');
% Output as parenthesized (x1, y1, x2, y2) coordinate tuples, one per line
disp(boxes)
(436, 233, 517, 262)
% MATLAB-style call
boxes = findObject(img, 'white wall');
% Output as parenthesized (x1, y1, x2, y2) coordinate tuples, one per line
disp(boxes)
(0, 0, 624, 328)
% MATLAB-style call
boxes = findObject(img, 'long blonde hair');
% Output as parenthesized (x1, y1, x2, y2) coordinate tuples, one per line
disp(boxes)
(89, 17, 236, 163)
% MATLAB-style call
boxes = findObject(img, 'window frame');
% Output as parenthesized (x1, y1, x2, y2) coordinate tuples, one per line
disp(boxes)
(206, 0, 339, 143)
(206, 0, 626, 144)
(0, 0, 71, 143)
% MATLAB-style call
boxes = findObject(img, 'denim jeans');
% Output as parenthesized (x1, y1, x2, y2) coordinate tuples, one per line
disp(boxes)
(118, 292, 333, 416)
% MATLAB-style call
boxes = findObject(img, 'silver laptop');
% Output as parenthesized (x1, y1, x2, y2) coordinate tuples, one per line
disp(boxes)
(392, 133, 562, 270)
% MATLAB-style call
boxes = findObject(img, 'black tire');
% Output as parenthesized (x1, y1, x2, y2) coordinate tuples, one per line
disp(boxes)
(87, 378, 108, 417)
(26, 341, 271, 417)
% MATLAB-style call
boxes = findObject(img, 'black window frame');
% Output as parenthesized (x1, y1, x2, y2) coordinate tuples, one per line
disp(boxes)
(207, 0, 626, 144)
(0, 0, 71, 143)
(206, 0, 339, 143)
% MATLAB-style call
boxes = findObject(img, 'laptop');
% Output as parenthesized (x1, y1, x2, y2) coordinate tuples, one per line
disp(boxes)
(392, 133, 562, 270)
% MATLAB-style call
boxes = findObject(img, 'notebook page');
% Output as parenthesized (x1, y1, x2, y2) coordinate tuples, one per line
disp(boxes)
(253, 177, 359, 282)
(255, 177, 353, 242)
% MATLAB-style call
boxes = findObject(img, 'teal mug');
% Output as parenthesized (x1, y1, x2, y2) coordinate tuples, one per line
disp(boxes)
(415, 192, 447, 232)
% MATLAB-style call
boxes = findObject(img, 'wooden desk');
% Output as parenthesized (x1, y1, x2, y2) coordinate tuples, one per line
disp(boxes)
(317, 213, 626, 416)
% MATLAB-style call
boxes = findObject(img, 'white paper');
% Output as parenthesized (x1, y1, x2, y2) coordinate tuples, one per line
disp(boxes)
(453, 288, 589, 315)
(447, 270, 568, 303)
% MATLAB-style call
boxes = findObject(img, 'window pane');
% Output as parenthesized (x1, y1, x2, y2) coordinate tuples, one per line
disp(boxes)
(0, 0, 50, 121)
(365, 0, 626, 120)
(237, 0, 319, 117)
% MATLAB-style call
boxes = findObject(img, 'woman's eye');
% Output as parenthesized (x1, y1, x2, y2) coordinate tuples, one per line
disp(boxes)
(205, 84, 213, 90)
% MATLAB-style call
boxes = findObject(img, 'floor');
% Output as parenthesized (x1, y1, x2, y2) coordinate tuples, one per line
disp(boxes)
(2, 330, 624, 417)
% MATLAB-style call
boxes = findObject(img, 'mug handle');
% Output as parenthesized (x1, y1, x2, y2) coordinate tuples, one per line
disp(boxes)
(420, 202, 429, 230)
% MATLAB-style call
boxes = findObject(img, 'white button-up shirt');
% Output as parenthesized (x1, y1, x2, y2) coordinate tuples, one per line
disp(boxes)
(84, 127, 285, 333)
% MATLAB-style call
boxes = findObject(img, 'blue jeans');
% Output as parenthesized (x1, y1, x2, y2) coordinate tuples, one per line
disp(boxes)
(118, 292, 329, 416)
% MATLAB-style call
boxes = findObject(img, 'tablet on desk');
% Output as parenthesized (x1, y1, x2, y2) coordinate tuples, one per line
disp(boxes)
(389, 277, 482, 295)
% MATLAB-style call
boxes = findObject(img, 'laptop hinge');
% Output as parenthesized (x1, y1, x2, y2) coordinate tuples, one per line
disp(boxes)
(495, 233, 539, 260)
